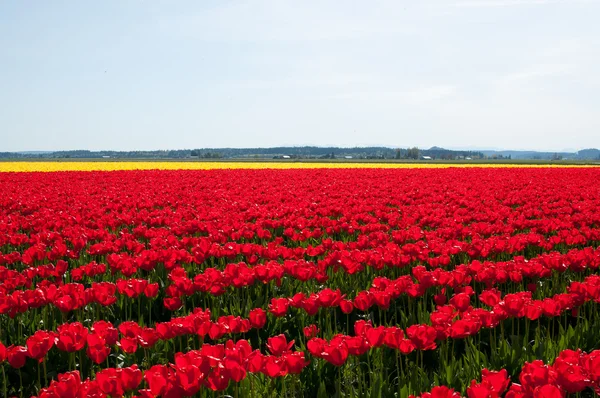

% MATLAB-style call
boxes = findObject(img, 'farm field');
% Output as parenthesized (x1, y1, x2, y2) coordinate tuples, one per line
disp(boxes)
(0, 160, 598, 173)
(1, 167, 600, 397)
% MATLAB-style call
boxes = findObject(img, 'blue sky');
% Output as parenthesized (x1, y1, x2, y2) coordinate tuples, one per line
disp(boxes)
(1, 0, 599, 152)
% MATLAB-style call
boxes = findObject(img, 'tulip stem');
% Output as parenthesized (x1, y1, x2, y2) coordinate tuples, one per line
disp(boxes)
(2, 365, 6, 398)
(512, 318, 515, 338)
(395, 352, 401, 396)
(346, 314, 350, 336)
(19, 369, 23, 398)
(333, 309, 337, 334)
(80, 349, 85, 379)
(337, 366, 341, 397)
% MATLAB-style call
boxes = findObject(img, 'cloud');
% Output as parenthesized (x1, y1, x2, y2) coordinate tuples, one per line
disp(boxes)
(493, 38, 598, 87)
(500, 63, 575, 83)
(451, 0, 593, 7)
(327, 85, 457, 104)
(219, 73, 376, 91)
(157, 1, 421, 42)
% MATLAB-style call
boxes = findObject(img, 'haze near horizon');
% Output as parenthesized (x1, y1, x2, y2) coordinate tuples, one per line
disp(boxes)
(1, 0, 599, 152)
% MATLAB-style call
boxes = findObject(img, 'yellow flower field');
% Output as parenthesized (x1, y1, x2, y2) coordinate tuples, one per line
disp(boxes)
(0, 161, 597, 172)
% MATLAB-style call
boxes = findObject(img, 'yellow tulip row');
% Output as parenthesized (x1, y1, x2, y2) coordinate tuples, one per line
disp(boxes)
(0, 161, 595, 172)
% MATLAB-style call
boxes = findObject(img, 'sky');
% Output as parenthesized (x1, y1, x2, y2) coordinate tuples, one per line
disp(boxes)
(1, 0, 599, 152)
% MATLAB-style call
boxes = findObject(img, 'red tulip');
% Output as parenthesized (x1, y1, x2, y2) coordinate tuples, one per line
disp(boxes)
(365, 326, 386, 348)
(268, 298, 289, 317)
(481, 369, 510, 394)
(139, 328, 160, 348)
(345, 336, 370, 356)
(56, 322, 88, 353)
(303, 324, 320, 339)
(86, 333, 111, 364)
(7, 345, 28, 368)
(164, 297, 183, 311)
(467, 381, 498, 398)
(249, 308, 267, 328)
(340, 299, 354, 314)
(91, 320, 119, 346)
(26, 330, 56, 362)
(434, 294, 447, 306)
(144, 365, 173, 396)
(533, 384, 564, 398)
(479, 289, 501, 307)
(450, 292, 471, 312)
(96, 368, 125, 397)
(144, 282, 160, 298)
(122, 365, 143, 391)
(266, 334, 294, 356)
(323, 340, 349, 366)
(284, 351, 309, 374)
(0, 341, 6, 362)
(406, 325, 437, 350)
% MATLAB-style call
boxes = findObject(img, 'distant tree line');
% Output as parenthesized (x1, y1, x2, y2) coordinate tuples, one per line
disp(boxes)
(393, 147, 484, 160)
(1, 147, 598, 160)
(190, 150, 223, 158)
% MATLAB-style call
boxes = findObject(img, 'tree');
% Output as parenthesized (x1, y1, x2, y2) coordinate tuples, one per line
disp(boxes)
(407, 147, 420, 160)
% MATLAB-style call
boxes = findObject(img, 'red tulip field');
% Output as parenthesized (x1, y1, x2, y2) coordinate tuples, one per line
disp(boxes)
(1, 167, 600, 397)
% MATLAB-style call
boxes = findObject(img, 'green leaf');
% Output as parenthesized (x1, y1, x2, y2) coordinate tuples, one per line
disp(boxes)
(317, 382, 328, 398)
(370, 374, 382, 398)
(400, 384, 409, 398)
(445, 363, 454, 385)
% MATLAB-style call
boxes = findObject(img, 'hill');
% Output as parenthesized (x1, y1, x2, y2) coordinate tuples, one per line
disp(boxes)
(0, 147, 598, 160)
